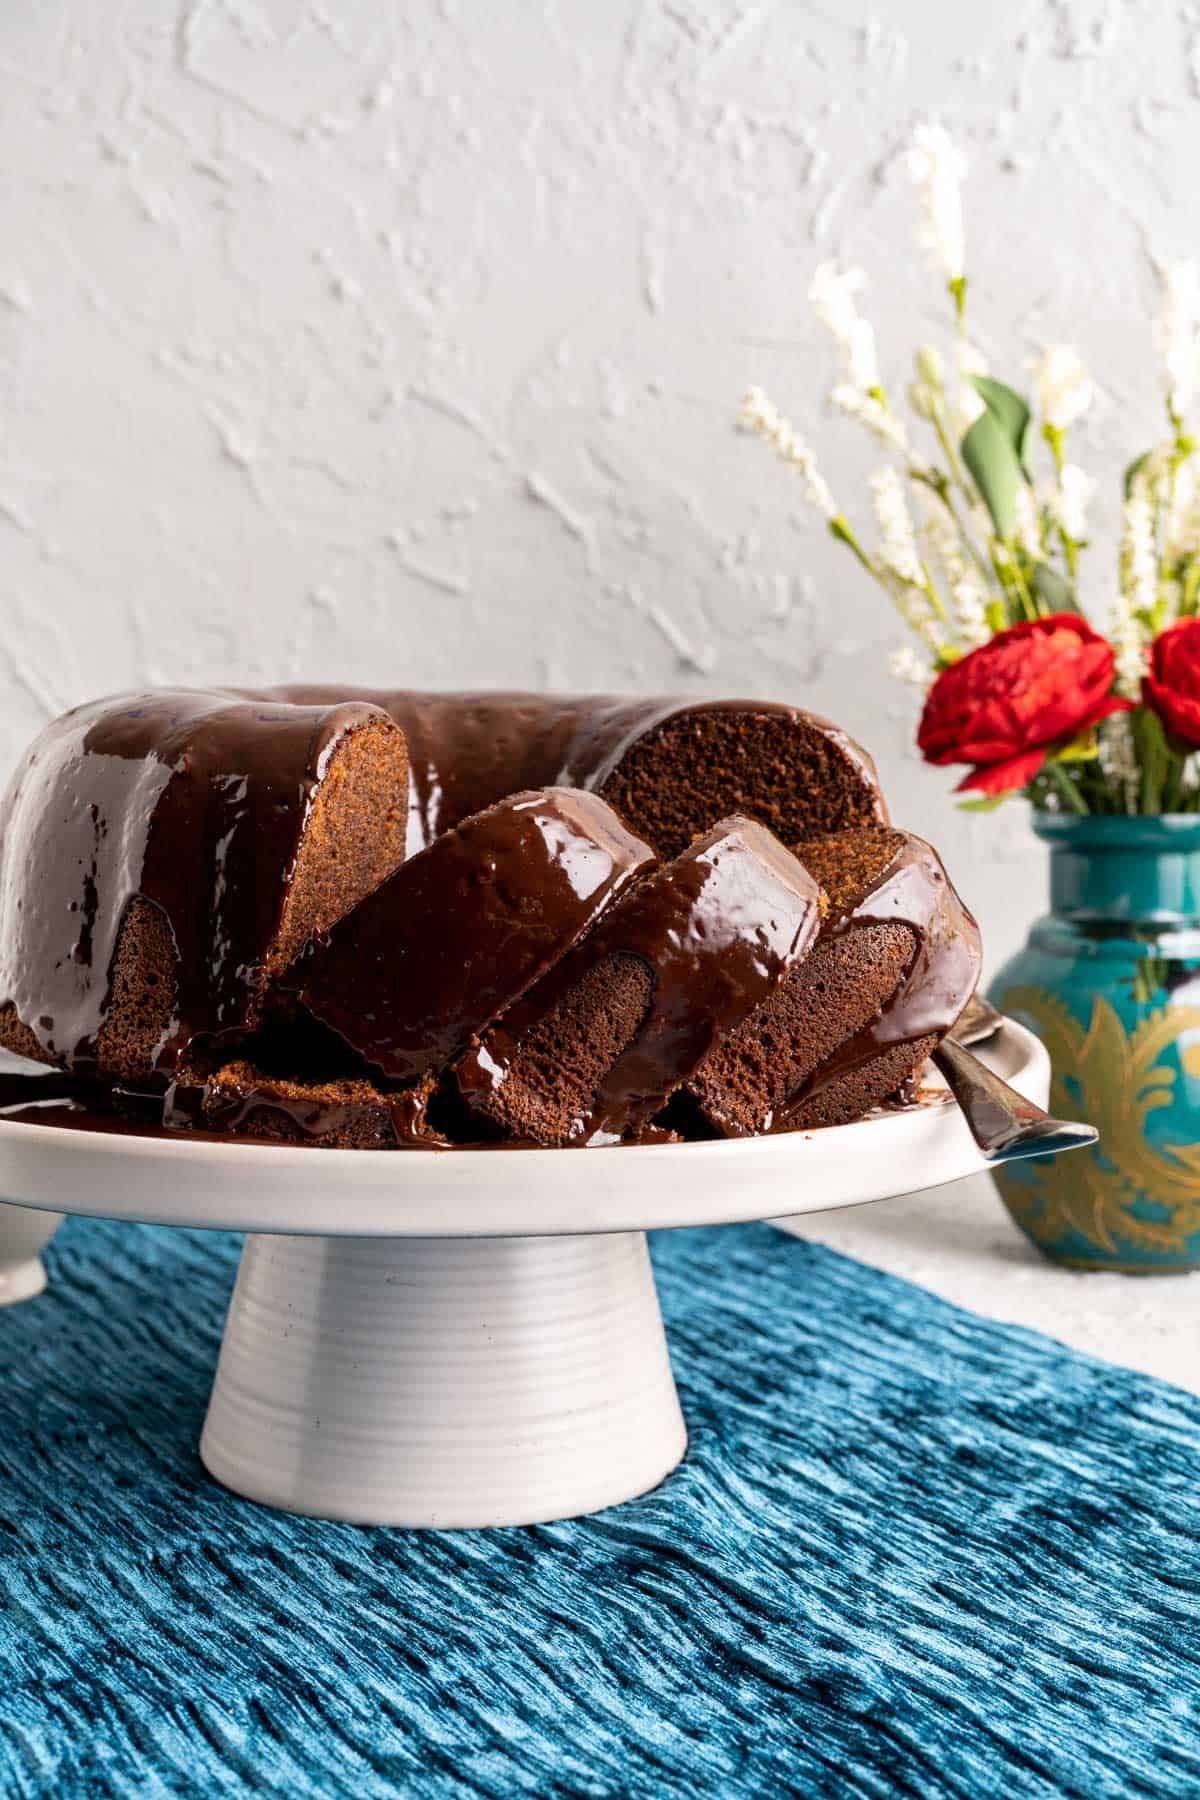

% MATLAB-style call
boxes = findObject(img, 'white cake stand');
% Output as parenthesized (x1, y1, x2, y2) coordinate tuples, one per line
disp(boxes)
(0, 1020, 1050, 1529)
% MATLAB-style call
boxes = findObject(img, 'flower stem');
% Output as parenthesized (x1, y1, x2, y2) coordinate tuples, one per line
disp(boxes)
(1047, 761, 1089, 815)
(1042, 422, 1065, 477)
(929, 400, 969, 494)
(1164, 757, 1186, 813)
(828, 514, 875, 574)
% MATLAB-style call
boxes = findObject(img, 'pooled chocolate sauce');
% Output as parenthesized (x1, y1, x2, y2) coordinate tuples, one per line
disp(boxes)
(777, 834, 981, 1126)
(293, 788, 657, 1082)
(455, 816, 824, 1145)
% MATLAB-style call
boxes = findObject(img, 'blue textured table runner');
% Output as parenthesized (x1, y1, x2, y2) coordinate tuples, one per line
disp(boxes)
(2, 1215, 1199, 1798)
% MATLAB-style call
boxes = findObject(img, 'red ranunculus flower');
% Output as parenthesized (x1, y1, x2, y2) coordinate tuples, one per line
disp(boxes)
(1144, 618, 1200, 747)
(917, 613, 1132, 796)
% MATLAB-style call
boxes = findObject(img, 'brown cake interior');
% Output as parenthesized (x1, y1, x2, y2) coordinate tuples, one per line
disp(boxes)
(94, 897, 180, 1083)
(599, 710, 885, 860)
(268, 718, 409, 980)
(688, 825, 977, 1136)
(43, 717, 411, 1084)
(0, 1003, 56, 1068)
(464, 951, 654, 1146)
(686, 918, 917, 1136)
(784, 1036, 939, 1130)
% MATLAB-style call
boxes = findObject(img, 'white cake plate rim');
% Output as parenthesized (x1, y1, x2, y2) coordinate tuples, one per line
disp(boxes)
(0, 1018, 1048, 1239)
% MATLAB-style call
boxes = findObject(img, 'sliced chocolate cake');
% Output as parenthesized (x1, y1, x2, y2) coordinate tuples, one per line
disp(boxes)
(453, 816, 824, 1147)
(685, 827, 981, 1135)
(291, 788, 655, 1082)
(0, 686, 982, 1152)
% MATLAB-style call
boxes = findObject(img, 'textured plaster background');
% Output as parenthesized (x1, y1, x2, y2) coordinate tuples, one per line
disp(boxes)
(2, 0, 1198, 969)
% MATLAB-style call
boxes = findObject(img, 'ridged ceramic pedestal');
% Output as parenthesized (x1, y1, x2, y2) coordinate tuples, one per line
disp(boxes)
(200, 1231, 688, 1528)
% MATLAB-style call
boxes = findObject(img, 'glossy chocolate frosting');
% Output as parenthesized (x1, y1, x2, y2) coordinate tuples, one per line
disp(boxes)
(267, 689, 884, 853)
(455, 815, 824, 1145)
(293, 788, 656, 1082)
(778, 832, 981, 1126)
(0, 691, 397, 1071)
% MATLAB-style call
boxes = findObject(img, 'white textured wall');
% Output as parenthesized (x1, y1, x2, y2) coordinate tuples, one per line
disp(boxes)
(2, 0, 1197, 970)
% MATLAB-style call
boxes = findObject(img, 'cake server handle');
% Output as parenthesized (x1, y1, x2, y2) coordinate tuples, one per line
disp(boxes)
(932, 1035, 1097, 1165)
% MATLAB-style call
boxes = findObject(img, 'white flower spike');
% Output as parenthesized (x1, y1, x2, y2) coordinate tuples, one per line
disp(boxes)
(1114, 484, 1156, 697)
(889, 645, 930, 688)
(831, 383, 910, 454)
(1158, 260, 1200, 425)
(870, 467, 924, 588)
(1052, 464, 1094, 543)
(1030, 345, 1094, 434)
(906, 123, 967, 291)
(739, 388, 838, 521)
(808, 262, 880, 394)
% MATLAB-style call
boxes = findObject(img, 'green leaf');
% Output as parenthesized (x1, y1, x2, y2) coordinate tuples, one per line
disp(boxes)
(969, 376, 1032, 471)
(1124, 451, 1152, 498)
(1133, 706, 1171, 814)
(961, 409, 1023, 541)
(956, 793, 1010, 812)
(1030, 560, 1079, 614)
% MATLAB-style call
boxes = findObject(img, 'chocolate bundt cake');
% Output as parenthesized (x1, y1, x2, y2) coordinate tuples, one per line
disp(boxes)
(684, 828, 981, 1136)
(0, 685, 980, 1150)
(453, 816, 824, 1147)
(0, 688, 883, 1087)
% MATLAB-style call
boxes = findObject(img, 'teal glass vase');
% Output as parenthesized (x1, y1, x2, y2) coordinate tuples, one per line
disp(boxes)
(989, 813, 1200, 1272)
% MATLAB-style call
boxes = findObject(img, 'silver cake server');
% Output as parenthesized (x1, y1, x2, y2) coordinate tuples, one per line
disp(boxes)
(934, 1023, 1097, 1165)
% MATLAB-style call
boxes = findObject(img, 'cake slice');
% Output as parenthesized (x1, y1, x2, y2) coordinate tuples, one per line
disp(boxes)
(290, 788, 656, 1082)
(164, 1063, 446, 1149)
(0, 692, 410, 1081)
(684, 827, 981, 1135)
(453, 816, 824, 1146)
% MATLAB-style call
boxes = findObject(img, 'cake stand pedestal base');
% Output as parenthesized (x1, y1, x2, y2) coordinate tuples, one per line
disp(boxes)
(0, 1201, 63, 1306)
(0, 1253, 47, 1306)
(200, 1229, 688, 1528)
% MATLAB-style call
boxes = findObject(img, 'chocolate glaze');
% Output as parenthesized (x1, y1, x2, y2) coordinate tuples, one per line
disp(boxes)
(268, 690, 886, 853)
(0, 691, 397, 1071)
(293, 788, 656, 1082)
(776, 833, 981, 1127)
(455, 815, 824, 1145)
